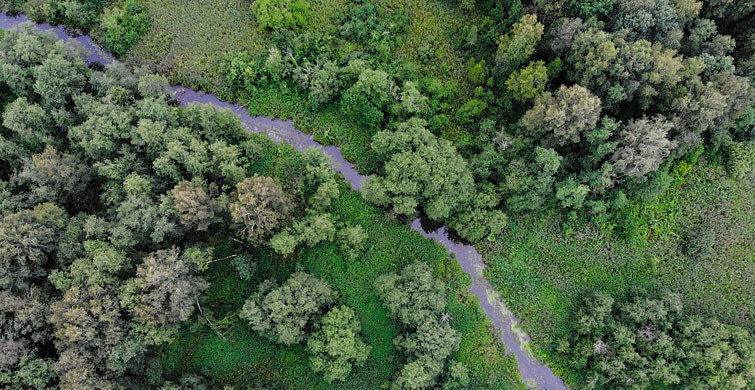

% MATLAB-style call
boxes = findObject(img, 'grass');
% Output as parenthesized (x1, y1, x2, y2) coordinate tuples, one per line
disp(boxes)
(481, 162, 755, 384)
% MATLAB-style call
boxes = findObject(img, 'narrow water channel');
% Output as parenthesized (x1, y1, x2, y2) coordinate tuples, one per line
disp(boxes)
(0, 14, 567, 389)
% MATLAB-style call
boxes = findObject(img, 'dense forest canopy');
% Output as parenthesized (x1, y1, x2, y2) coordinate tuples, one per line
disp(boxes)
(1, 0, 754, 388)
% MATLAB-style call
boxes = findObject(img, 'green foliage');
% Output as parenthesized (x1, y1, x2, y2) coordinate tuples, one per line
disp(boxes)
(466, 58, 489, 85)
(25, 0, 107, 30)
(568, 0, 615, 18)
(505, 60, 548, 102)
(612, 115, 677, 179)
(171, 181, 221, 232)
(563, 292, 755, 389)
(365, 118, 506, 241)
(307, 306, 371, 382)
(126, 247, 209, 328)
(521, 84, 602, 146)
(376, 262, 462, 389)
(726, 141, 755, 180)
(555, 177, 589, 210)
(455, 98, 488, 124)
(252, 0, 311, 32)
(230, 175, 293, 244)
(340, 68, 394, 129)
(100, 1, 151, 57)
(495, 14, 544, 74)
(239, 272, 337, 345)
(610, 0, 681, 45)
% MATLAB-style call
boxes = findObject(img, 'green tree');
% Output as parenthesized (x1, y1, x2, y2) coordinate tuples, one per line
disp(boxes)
(340, 68, 394, 129)
(100, 1, 151, 57)
(521, 84, 602, 146)
(610, 0, 682, 46)
(240, 272, 337, 345)
(495, 14, 544, 74)
(375, 262, 447, 328)
(230, 175, 292, 244)
(612, 115, 677, 179)
(126, 248, 209, 328)
(307, 306, 371, 382)
(506, 60, 548, 102)
(0, 205, 63, 292)
(171, 181, 220, 232)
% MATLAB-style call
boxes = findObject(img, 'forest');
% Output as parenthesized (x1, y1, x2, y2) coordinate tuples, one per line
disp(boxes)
(0, 0, 753, 389)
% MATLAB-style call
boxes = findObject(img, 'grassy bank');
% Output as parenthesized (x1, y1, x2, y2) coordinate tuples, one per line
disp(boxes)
(482, 162, 755, 383)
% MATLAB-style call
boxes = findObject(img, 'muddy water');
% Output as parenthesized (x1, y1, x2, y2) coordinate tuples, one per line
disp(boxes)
(0, 14, 567, 389)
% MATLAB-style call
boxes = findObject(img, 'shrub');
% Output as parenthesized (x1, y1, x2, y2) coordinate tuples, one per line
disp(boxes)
(726, 141, 755, 180)
(251, 0, 311, 32)
(101, 1, 151, 57)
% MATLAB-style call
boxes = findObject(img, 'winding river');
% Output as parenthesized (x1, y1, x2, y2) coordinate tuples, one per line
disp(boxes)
(0, 14, 567, 390)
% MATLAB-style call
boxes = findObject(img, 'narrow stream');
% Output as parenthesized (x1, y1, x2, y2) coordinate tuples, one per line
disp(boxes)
(1, 14, 567, 389)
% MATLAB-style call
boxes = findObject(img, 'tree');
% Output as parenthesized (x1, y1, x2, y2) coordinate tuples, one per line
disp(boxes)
(0, 205, 63, 292)
(32, 52, 88, 108)
(564, 291, 755, 389)
(109, 174, 178, 248)
(392, 355, 444, 390)
(0, 288, 52, 369)
(2, 97, 52, 148)
(340, 68, 395, 129)
(171, 181, 220, 232)
(495, 14, 544, 74)
(230, 175, 292, 244)
(567, 28, 684, 110)
(240, 272, 337, 345)
(252, 0, 311, 32)
(548, 18, 586, 57)
(365, 118, 473, 221)
(48, 240, 128, 292)
(375, 262, 447, 328)
(612, 115, 677, 179)
(398, 81, 430, 117)
(521, 84, 602, 146)
(269, 213, 337, 255)
(307, 306, 371, 382)
(49, 284, 128, 390)
(0, 354, 57, 390)
(127, 248, 209, 328)
(503, 147, 563, 212)
(28, 146, 91, 201)
(610, 0, 682, 46)
(506, 60, 548, 102)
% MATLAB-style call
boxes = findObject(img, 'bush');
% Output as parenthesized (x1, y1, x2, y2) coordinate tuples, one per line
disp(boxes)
(251, 0, 311, 32)
(726, 141, 755, 180)
(101, 1, 151, 57)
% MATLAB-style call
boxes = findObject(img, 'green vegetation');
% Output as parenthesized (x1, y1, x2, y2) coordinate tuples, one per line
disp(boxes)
(484, 162, 755, 386)
(0, 25, 523, 389)
(3, 0, 754, 388)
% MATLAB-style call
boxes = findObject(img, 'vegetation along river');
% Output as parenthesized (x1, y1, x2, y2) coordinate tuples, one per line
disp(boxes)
(0, 13, 567, 389)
